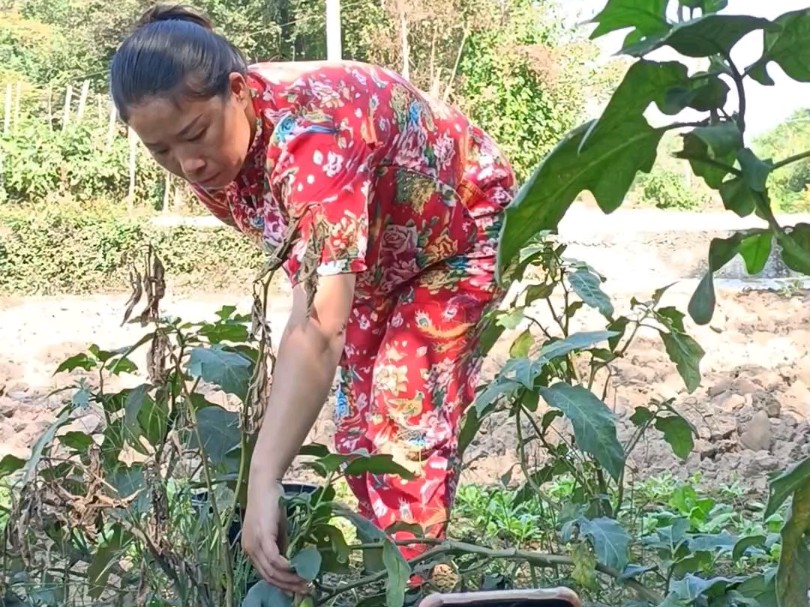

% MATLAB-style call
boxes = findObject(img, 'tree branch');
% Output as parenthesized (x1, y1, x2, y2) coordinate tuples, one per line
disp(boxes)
(323, 539, 662, 604)
(773, 150, 810, 172)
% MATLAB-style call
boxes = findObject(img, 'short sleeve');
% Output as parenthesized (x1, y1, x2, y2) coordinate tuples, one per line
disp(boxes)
(269, 115, 373, 286)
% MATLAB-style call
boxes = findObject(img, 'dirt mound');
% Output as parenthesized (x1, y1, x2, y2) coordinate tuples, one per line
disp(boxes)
(0, 288, 808, 496)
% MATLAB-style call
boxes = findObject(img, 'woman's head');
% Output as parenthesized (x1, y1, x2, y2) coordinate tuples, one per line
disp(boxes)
(110, 4, 255, 189)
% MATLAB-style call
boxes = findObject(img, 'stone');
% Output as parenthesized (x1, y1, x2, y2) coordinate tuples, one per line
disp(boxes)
(708, 379, 732, 398)
(715, 392, 747, 412)
(739, 410, 772, 452)
(0, 398, 16, 418)
(621, 365, 658, 384)
(751, 391, 782, 418)
(746, 451, 779, 475)
(730, 378, 761, 396)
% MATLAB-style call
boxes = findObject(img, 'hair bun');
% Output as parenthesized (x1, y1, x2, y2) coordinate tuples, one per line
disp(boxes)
(137, 4, 214, 31)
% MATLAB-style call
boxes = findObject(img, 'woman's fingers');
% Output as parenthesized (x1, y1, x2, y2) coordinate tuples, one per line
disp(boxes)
(253, 539, 309, 593)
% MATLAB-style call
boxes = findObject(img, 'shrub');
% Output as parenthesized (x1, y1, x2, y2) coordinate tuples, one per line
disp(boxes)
(0, 201, 264, 294)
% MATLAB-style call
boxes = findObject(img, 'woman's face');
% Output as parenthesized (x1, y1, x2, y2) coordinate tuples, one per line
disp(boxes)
(126, 72, 254, 191)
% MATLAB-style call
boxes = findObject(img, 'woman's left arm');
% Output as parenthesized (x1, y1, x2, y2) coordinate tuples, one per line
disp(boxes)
(250, 272, 356, 482)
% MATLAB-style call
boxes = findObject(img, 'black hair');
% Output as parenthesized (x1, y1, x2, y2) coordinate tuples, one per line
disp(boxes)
(110, 4, 248, 122)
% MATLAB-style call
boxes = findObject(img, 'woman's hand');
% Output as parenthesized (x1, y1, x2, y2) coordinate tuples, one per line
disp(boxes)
(241, 478, 308, 593)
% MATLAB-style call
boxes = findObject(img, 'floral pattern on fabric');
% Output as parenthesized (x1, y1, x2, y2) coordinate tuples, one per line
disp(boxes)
(190, 60, 515, 556)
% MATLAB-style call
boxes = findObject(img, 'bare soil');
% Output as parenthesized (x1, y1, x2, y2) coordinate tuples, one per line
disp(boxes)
(1, 279, 807, 496)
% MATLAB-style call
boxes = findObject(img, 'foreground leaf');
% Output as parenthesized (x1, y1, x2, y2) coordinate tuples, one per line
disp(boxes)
(720, 177, 758, 217)
(688, 230, 771, 324)
(677, 122, 742, 189)
(589, 0, 670, 43)
(781, 223, 810, 275)
(655, 415, 695, 460)
(189, 405, 241, 467)
(187, 346, 252, 401)
(625, 14, 775, 58)
(659, 331, 704, 393)
(748, 8, 810, 85)
(498, 61, 690, 274)
(383, 540, 411, 607)
(765, 456, 810, 518)
(579, 517, 631, 571)
(0, 454, 25, 481)
(291, 546, 322, 582)
(88, 525, 129, 598)
(55, 353, 97, 373)
(242, 581, 292, 607)
(538, 383, 624, 480)
(568, 268, 614, 318)
(775, 472, 810, 607)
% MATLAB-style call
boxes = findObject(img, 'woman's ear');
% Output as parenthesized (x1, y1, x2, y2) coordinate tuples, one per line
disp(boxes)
(229, 72, 250, 109)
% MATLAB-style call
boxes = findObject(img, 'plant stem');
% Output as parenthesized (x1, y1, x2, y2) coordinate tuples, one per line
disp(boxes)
(177, 363, 235, 607)
(773, 150, 810, 171)
(723, 51, 747, 134)
(329, 540, 662, 604)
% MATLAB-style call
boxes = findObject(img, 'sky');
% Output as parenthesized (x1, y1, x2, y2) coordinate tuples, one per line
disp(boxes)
(559, 0, 809, 136)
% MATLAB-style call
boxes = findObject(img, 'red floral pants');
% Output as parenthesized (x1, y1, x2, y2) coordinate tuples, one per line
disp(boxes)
(333, 192, 510, 560)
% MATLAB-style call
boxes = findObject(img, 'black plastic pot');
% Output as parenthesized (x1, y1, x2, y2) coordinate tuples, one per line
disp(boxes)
(190, 481, 318, 547)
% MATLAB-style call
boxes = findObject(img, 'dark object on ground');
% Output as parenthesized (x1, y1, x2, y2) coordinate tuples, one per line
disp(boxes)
(191, 481, 318, 547)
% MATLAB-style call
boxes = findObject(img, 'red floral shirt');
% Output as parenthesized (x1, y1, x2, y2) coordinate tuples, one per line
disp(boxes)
(191, 61, 511, 299)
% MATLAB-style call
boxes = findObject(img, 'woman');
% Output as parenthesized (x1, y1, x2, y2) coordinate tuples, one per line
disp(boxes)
(110, 4, 515, 592)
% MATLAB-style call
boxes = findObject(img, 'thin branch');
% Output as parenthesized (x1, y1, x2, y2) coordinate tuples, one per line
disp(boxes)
(325, 539, 662, 604)
(773, 150, 810, 171)
(722, 51, 747, 134)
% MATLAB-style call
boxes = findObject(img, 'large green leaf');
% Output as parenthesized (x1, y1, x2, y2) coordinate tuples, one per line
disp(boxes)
(0, 454, 25, 481)
(688, 230, 770, 324)
(498, 60, 690, 274)
(677, 122, 743, 189)
(87, 525, 129, 598)
(660, 330, 704, 393)
(748, 9, 810, 85)
(189, 405, 241, 467)
(776, 473, 810, 607)
(589, 0, 671, 42)
(337, 506, 388, 573)
(765, 456, 810, 519)
(538, 383, 625, 481)
(55, 352, 97, 373)
(187, 346, 252, 401)
(781, 223, 810, 275)
(242, 581, 293, 607)
(123, 384, 153, 449)
(383, 540, 411, 607)
(679, 0, 728, 13)
(664, 74, 730, 114)
(655, 415, 695, 460)
(578, 517, 631, 571)
(568, 268, 614, 318)
(625, 14, 776, 58)
(291, 546, 322, 582)
(720, 177, 757, 218)
(23, 408, 70, 481)
(536, 331, 618, 367)
(739, 231, 773, 275)
(344, 454, 416, 479)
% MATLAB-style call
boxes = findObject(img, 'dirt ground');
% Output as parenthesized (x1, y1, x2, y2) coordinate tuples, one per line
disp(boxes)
(1, 276, 808, 496)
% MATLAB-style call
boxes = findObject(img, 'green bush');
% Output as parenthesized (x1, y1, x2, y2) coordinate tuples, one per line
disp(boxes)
(636, 169, 707, 211)
(0, 117, 164, 207)
(0, 202, 264, 294)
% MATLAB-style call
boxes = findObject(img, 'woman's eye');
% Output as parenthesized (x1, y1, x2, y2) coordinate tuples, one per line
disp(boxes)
(188, 129, 207, 142)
